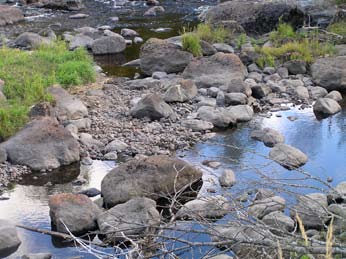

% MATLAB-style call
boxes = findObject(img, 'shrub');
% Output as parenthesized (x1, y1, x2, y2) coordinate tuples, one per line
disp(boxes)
(0, 41, 96, 138)
(182, 33, 202, 57)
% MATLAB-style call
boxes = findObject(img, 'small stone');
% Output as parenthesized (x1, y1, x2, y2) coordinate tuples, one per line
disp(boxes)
(219, 169, 236, 187)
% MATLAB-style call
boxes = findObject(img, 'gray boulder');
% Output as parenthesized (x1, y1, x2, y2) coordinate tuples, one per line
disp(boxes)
(2, 117, 80, 170)
(69, 34, 94, 50)
(262, 211, 295, 233)
(311, 56, 346, 91)
(182, 53, 248, 93)
(164, 79, 197, 103)
(140, 38, 193, 75)
(176, 195, 229, 219)
(104, 139, 128, 153)
(224, 92, 247, 106)
(0, 219, 21, 257)
(227, 105, 254, 122)
(130, 93, 174, 121)
(269, 143, 308, 169)
(325, 90, 343, 102)
(204, 0, 302, 34)
(91, 35, 126, 55)
(248, 196, 286, 219)
(97, 198, 160, 242)
(309, 86, 328, 100)
(197, 106, 236, 128)
(284, 60, 307, 75)
(294, 86, 309, 100)
(212, 43, 234, 53)
(101, 155, 202, 207)
(313, 98, 341, 116)
(291, 193, 329, 229)
(49, 193, 102, 235)
(14, 31, 54, 49)
(328, 181, 346, 203)
(0, 5, 24, 26)
(251, 128, 285, 147)
(182, 119, 214, 131)
(49, 87, 88, 121)
(328, 203, 346, 234)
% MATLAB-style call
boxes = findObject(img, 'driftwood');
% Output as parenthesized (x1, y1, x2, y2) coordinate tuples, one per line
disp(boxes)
(16, 224, 108, 248)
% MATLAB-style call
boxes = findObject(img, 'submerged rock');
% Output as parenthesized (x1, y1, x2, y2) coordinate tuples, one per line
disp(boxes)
(0, 219, 21, 258)
(97, 197, 160, 242)
(269, 144, 308, 169)
(250, 128, 285, 147)
(49, 193, 102, 235)
(140, 38, 193, 75)
(101, 155, 202, 207)
(1, 117, 80, 171)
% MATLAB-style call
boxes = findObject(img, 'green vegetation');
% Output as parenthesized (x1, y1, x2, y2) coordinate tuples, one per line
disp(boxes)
(0, 41, 96, 138)
(195, 23, 228, 44)
(255, 22, 336, 68)
(181, 23, 229, 56)
(327, 21, 346, 37)
(182, 32, 203, 57)
(336, 0, 346, 5)
(236, 33, 247, 49)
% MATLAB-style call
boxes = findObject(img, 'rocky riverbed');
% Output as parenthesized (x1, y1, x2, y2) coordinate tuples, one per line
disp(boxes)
(0, 0, 346, 258)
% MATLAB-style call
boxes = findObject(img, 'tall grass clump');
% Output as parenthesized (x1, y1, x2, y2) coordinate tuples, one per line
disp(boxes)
(182, 32, 203, 57)
(327, 21, 346, 37)
(195, 23, 228, 43)
(0, 41, 96, 138)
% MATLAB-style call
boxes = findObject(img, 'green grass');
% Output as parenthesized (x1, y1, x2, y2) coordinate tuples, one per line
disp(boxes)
(195, 23, 228, 44)
(255, 22, 336, 68)
(236, 33, 247, 49)
(336, 0, 346, 5)
(182, 32, 203, 57)
(0, 41, 96, 138)
(327, 21, 346, 36)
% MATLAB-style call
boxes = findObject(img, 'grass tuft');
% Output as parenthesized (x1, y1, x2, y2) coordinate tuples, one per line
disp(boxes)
(0, 41, 96, 138)
(182, 32, 203, 57)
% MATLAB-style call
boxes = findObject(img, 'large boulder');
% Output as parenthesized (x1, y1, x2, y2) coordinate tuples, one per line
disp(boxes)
(101, 155, 203, 208)
(140, 38, 193, 75)
(204, 0, 303, 34)
(313, 98, 342, 116)
(0, 219, 21, 258)
(49, 193, 102, 235)
(164, 79, 198, 103)
(130, 93, 174, 121)
(197, 106, 236, 128)
(311, 56, 346, 91)
(49, 87, 88, 122)
(14, 31, 55, 49)
(69, 34, 94, 50)
(176, 195, 229, 219)
(97, 198, 160, 242)
(1, 117, 80, 171)
(182, 53, 248, 93)
(0, 5, 24, 26)
(269, 144, 308, 170)
(91, 35, 126, 55)
(291, 193, 329, 230)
